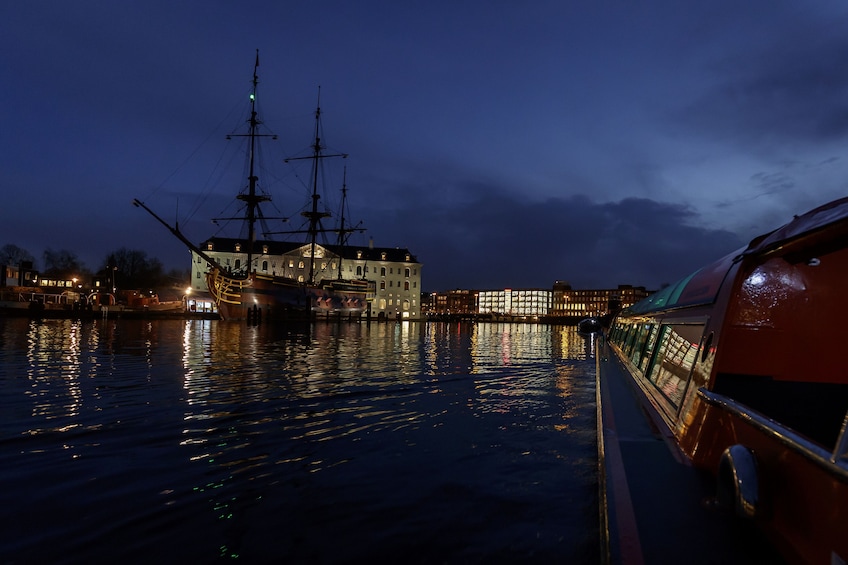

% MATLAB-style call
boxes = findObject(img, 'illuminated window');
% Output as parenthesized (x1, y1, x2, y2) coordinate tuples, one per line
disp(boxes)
(381, 252, 387, 260)
(357, 250, 363, 259)
(206, 242, 214, 251)
(235, 243, 241, 252)
(298, 261, 304, 269)
(262, 245, 268, 254)
(289, 260, 294, 268)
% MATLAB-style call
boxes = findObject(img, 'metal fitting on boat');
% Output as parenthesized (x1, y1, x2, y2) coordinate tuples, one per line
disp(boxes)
(717, 444, 760, 519)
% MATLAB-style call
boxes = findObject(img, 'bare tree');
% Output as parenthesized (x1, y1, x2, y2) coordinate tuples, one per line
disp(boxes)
(0, 244, 35, 267)
(102, 248, 166, 290)
(42, 248, 85, 278)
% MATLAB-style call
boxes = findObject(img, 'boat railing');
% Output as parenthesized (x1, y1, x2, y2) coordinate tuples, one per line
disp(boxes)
(699, 388, 848, 480)
(0, 291, 75, 305)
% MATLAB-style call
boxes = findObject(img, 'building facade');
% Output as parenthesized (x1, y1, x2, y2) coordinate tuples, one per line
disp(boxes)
(550, 282, 651, 319)
(190, 237, 423, 319)
(477, 288, 552, 318)
(427, 283, 652, 321)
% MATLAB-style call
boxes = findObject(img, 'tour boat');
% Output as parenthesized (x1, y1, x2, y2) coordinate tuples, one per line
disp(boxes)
(599, 196, 848, 563)
(135, 51, 373, 321)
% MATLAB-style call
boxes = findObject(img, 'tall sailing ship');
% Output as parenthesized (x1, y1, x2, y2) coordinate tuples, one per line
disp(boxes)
(135, 51, 374, 321)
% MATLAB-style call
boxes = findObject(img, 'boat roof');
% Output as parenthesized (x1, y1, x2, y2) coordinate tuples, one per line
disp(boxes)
(740, 196, 848, 258)
(623, 196, 848, 316)
(624, 249, 738, 315)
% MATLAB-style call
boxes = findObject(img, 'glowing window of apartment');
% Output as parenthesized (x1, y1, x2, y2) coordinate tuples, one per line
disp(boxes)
(288, 260, 294, 268)
(206, 242, 214, 251)
(262, 245, 268, 254)
(405, 254, 410, 261)
(298, 261, 305, 269)
(235, 243, 241, 252)
(297, 275, 304, 283)
(357, 250, 363, 259)
(381, 252, 387, 260)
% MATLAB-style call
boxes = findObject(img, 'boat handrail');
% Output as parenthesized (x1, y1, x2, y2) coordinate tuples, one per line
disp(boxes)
(699, 388, 848, 480)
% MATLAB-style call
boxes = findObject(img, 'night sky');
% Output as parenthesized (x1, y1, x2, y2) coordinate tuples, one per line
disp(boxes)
(4, 1, 848, 292)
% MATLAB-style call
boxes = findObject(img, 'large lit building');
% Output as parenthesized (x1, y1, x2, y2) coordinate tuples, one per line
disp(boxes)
(189, 237, 423, 319)
(477, 288, 552, 318)
(426, 282, 652, 321)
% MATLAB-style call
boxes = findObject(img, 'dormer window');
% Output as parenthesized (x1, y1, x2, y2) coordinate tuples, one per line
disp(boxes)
(405, 254, 410, 261)
(381, 252, 387, 260)
(235, 243, 241, 252)
(262, 245, 268, 254)
(206, 242, 214, 251)
(357, 250, 363, 259)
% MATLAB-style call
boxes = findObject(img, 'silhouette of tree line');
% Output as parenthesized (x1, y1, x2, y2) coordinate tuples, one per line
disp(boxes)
(0, 243, 188, 290)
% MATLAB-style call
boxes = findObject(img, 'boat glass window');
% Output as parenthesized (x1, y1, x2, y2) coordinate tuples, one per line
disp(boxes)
(637, 324, 660, 375)
(647, 324, 705, 408)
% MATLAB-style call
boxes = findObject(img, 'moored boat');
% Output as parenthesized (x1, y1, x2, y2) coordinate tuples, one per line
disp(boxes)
(599, 196, 848, 563)
(135, 51, 373, 321)
(577, 316, 603, 334)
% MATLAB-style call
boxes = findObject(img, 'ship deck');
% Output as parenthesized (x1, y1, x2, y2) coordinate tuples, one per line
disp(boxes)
(595, 335, 785, 564)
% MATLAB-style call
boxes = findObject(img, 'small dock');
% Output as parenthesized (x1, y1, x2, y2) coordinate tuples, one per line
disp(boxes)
(595, 336, 784, 564)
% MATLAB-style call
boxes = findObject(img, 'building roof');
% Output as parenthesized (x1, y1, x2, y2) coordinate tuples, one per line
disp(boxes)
(200, 237, 419, 264)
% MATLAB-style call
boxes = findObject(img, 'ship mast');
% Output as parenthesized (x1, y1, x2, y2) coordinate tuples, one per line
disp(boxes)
(335, 166, 364, 280)
(285, 87, 347, 284)
(233, 49, 271, 276)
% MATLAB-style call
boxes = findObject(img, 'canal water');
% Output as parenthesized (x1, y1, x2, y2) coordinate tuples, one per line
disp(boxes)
(0, 318, 599, 564)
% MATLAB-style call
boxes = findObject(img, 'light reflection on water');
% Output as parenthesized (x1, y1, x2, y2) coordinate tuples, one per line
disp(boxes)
(0, 318, 598, 563)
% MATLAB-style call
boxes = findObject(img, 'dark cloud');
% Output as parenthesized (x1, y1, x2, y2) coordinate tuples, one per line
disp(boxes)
(364, 180, 744, 292)
(678, 16, 848, 146)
